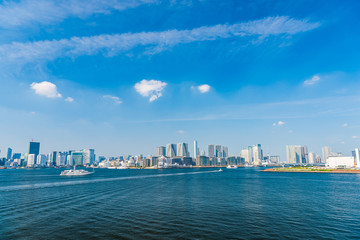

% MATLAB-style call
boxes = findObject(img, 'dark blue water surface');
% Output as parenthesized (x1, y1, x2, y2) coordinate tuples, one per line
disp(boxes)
(1, 168, 360, 239)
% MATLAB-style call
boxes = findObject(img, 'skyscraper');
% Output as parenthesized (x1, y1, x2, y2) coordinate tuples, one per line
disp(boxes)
(177, 143, 189, 157)
(322, 146, 331, 163)
(166, 144, 177, 157)
(28, 141, 40, 160)
(194, 140, 198, 158)
(82, 149, 95, 165)
(286, 145, 305, 164)
(241, 146, 253, 164)
(222, 146, 228, 158)
(252, 144, 263, 163)
(308, 152, 316, 164)
(208, 145, 214, 157)
(6, 148, 12, 160)
(215, 145, 222, 158)
(156, 146, 166, 156)
(71, 151, 83, 166)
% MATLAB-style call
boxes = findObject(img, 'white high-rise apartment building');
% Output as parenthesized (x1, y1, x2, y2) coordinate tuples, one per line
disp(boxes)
(156, 146, 166, 156)
(27, 154, 35, 167)
(177, 143, 189, 157)
(322, 146, 332, 163)
(252, 144, 263, 163)
(194, 140, 198, 158)
(166, 144, 177, 157)
(241, 146, 253, 164)
(208, 145, 214, 157)
(308, 152, 316, 164)
(286, 145, 303, 164)
(82, 149, 95, 165)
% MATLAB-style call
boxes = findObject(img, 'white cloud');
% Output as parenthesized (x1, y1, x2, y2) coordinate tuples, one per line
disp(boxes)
(134, 79, 167, 102)
(273, 120, 285, 126)
(65, 97, 74, 102)
(0, 16, 321, 63)
(177, 130, 185, 134)
(342, 123, 348, 127)
(0, 0, 156, 28)
(352, 136, 359, 139)
(103, 95, 122, 104)
(197, 84, 211, 93)
(30, 81, 62, 98)
(304, 75, 320, 86)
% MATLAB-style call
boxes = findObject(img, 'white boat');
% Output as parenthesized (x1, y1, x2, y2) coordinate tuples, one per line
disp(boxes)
(218, 168, 223, 172)
(227, 165, 238, 169)
(60, 166, 94, 176)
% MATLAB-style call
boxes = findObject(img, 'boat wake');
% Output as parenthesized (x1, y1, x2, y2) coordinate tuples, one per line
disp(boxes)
(0, 170, 220, 192)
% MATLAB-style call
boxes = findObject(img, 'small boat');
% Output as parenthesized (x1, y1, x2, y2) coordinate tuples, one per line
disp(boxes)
(218, 168, 223, 172)
(60, 166, 94, 176)
(227, 165, 238, 169)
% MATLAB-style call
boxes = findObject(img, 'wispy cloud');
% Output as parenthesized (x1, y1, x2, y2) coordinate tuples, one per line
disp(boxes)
(304, 75, 320, 85)
(273, 120, 285, 126)
(0, 16, 321, 63)
(103, 95, 122, 104)
(177, 130, 185, 134)
(30, 81, 62, 98)
(0, 0, 156, 29)
(134, 79, 167, 102)
(197, 84, 211, 93)
(65, 97, 74, 102)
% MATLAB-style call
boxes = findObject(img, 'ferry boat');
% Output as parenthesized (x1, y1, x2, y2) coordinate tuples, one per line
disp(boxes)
(227, 165, 238, 169)
(60, 166, 94, 176)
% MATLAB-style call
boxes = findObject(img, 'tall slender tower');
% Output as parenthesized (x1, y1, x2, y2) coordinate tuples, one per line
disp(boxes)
(194, 140, 198, 158)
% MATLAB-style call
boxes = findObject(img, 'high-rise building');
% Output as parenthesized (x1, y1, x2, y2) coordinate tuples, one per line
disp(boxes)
(82, 149, 95, 165)
(301, 146, 309, 163)
(28, 141, 40, 160)
(308, 152, 316, 164)
(222, 146, 228, 158)
(252, 144, 263, 163)
(36, 154, 47, 166)
(56, 152, 67, 166)
(322, 146, 332, 163)
(241, 146, 253, 164)
(208, 145, 214, 157)
(71, 151, 83, 166)
(6, 148, 12, 160)
(166, 144, 177, 157)
(156, 146, 166, 156)
(215, 145, 222, 158)
(200, 149, 206, 156)
(27, 154, 35, 167)
(177, 143, 189, 157)
(47, 151, 57, 166)
(12, 153, 21, 160)
(194, 140, 198, 158)
(286, 145, 304, 164)
(270, 156, 280, 164)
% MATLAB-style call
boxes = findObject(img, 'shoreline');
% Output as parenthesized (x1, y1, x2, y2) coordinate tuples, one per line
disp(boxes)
(262, 168, 360, 174)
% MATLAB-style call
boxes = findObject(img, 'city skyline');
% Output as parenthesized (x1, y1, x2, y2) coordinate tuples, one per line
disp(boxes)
(1, 1, 360, 159)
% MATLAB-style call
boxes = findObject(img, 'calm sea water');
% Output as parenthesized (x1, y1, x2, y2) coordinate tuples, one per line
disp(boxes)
(1, 167, 360, 239)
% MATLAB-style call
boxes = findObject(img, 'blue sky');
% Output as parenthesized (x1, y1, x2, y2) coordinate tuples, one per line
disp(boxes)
(1, 0, 360, 159)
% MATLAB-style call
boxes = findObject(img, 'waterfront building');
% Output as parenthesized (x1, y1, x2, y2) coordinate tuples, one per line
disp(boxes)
(215, 145, 222, 158)
(36, 154, 47, 167)
(196, 156, 210, 166)
(200, 149, 206, 156)
(6, 148, 12, 160)
(28, 141, 40, 161)
(194, 140, 198, 158)
(156, 146, 166, 156)
(322, 146, 332, 163)
(286, 145, 303, 164)
(56, 152, 67, 166)
(82, 149, 95, 165)
(27, 154, 35, 167)
(354, 148, 360, 168)
(326, 156, 355, 168)
(12, 153, 21, 160)
(166, 144, 177, 157)
(241, 146, 253, 164)
(222, 146, 228, 158)
(301, 146, 309, 163)
(71, 151, 83, 166)
(177, 143, 189, 157)
(270, 156, 280, 164)
(208, 145, 214, 157)
(316, 154, 322, 163)
(252, 144, 263, 164)
(308, 152, 316, 164)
